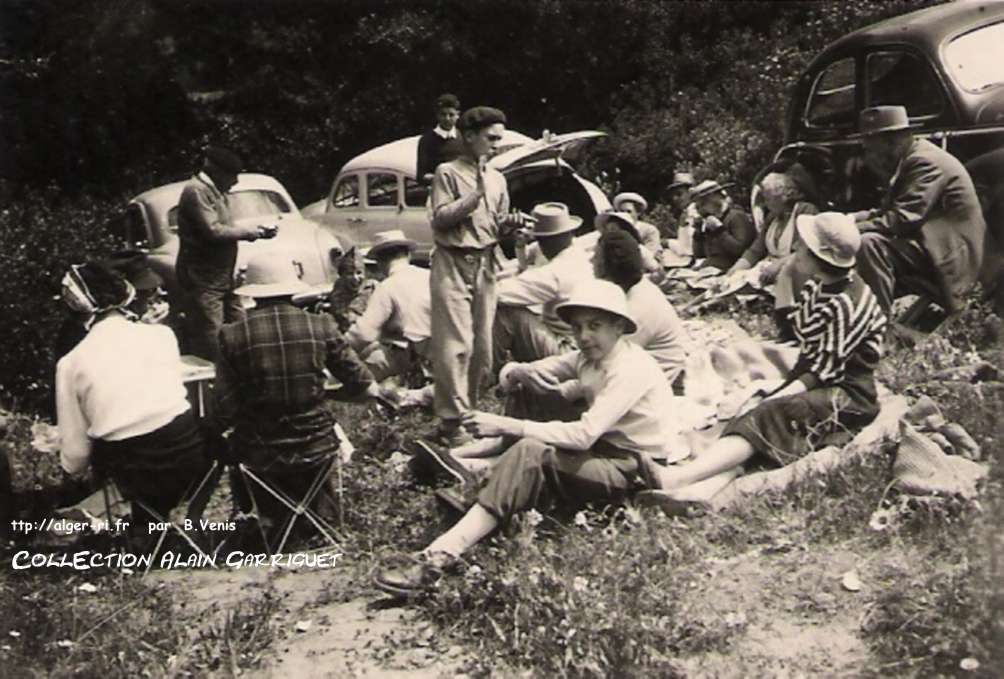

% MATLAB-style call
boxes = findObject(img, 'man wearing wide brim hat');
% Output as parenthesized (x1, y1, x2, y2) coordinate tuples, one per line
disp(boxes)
(690, 179, 755, 271)
(374, 278, 681, 597)
(493, 204, 593, 405)
(347, 230, 433, 408)
(851, 105, 986, 318)
(613, 192, 664, 265)
(212, 252, 380, 527)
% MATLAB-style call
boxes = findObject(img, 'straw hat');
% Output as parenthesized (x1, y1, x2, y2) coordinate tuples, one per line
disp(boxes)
(367, 229, 417, 259)
(234, 253, 310, 297)
(690, 180, 729, 202)
(555, 279, 638, 334)
(795, 212, 861, 268)
(856, 105, 912, 136)
(613, 192, 649, 213)
(667, 172, 695, 191)
(527, 202, 582, 237)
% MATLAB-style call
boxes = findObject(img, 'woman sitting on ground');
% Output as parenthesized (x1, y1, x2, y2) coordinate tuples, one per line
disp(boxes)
(55, 262, 209, 535)
(375, 280, 679, 596)
(640, 212, 887, 509)
(726, 164, 819, 339)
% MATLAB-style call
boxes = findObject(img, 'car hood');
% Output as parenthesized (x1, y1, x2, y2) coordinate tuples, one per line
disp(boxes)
(489, 131, 607, 172)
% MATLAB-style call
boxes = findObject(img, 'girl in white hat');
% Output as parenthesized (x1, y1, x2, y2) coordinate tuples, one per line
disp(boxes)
(639, 213, 889, 512)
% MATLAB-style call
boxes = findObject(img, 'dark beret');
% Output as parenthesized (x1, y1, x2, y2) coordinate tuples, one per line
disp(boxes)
(598, 230, 643, 292)
(205, 146, 243, 174)
(436, 93, 460, 109)
(458, 106, 507, 132)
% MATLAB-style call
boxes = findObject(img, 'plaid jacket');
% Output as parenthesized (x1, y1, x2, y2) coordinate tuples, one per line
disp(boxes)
(213, 302, 373, 466)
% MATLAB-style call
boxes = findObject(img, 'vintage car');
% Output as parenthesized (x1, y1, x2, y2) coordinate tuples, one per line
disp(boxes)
(304, 130, 611, 262)
(775, 1, 1004, 307)
(111, 173, 341, 304)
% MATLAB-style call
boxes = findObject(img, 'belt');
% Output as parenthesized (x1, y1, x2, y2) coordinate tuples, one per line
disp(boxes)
(437, 243, 498, 263)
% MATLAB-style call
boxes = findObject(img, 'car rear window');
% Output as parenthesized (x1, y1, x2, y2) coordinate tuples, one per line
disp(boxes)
(805, 57, 857, 129)
(945, 21, 1004, 93)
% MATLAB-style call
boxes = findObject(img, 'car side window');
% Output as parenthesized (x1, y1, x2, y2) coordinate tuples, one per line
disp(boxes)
(805, 57, 857, 129)
(404, 177, 429, 207)
(366, 172, 399, 208)
(114, 204, 151, 246)
(331, 176, 360, 209)
(867, 51, 943, 118)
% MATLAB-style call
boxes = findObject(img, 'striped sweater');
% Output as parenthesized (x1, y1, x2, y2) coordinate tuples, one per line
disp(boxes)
(789, 273, 887, 403)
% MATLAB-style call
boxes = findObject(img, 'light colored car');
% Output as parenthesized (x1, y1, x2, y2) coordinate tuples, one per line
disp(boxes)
(113, 173, 341, 303)
(304, 130, 611, 263)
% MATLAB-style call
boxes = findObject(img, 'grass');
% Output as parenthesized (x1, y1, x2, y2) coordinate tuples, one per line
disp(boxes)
(3, 295, 1002, 677)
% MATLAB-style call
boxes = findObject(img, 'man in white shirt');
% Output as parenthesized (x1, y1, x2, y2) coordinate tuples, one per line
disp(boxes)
(347, 230, 432, 382)
(494, 203, 594, 370)
(416, 93, 461, 185)
(376, 280, 683, 596)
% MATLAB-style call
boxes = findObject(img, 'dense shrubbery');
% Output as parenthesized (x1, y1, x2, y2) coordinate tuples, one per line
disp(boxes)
(0, 191, 118, 410)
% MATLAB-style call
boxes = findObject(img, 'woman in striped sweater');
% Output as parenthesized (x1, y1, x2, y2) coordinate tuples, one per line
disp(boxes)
(642, 212, 887, 504)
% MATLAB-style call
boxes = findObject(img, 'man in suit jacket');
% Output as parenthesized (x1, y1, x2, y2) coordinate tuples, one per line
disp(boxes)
(853, 106, 985, 315)
(691, 180, 756, 271)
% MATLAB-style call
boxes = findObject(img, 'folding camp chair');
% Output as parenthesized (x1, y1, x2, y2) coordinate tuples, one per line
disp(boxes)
(235, 452, 346, 556)
(102, 460, 224, 574)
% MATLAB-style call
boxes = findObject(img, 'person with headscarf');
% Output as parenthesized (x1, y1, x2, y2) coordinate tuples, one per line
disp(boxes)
(55, 262, 209, 534)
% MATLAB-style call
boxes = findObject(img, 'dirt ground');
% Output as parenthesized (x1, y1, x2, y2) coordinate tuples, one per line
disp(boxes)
(151, 534, 917, 678)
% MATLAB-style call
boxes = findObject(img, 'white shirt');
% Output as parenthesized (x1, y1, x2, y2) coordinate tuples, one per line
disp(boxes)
(498, 244, 595, 336)
(626, 278, 688, 383)
(56, 315, 191, 475)
(347, 263, 431, 348)
(500, 340, 684, 461)
(433, 126, 457, 140)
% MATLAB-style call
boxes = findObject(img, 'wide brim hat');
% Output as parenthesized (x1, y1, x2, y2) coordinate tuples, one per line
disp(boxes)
(613, 192, 649, 213)
(555, 279, 638, 334)
(528, 202, 582, 237)
(367, 229, 417, 259)
(234, 253, 311, 297)
(667, 172, 696, 191)
(853, 105, 913, 137)
(795, 212, 860, 268)
(690, 180, 734, 202)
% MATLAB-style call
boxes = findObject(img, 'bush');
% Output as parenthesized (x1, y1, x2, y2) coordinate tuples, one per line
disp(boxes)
(0, 190, 119, 412)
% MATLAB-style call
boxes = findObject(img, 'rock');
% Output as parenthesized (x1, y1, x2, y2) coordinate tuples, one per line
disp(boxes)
(841, 570, 863, 592)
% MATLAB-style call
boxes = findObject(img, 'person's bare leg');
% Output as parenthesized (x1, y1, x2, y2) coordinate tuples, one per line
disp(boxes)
(426, 504, 498, 557)
(666, 465, 742, 503)
(655, 435, 754, 490)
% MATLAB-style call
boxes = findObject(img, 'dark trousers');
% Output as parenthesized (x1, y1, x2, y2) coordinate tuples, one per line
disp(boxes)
(178, 270, 244, 361)
(476, 438, 646, 523)
(856, 232, 935, 314)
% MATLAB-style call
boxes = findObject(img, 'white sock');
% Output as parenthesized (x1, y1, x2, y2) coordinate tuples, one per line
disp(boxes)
(427, 504, 498, 557)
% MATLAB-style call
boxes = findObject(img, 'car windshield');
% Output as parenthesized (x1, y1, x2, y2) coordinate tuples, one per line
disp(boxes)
(166, 189, 294, 230)
(945, 21, 1004, 93)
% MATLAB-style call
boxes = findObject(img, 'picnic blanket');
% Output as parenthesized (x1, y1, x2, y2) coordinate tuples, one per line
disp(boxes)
(673, 319, 987, 509)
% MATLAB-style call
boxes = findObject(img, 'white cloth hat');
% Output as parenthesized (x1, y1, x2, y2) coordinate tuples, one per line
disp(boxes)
(234, 253, 310, 297)
(795, 212, 861, 268)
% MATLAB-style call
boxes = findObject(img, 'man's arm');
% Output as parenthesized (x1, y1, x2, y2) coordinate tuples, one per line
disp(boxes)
(324, 318, 376, 398)
(55, 358, 91, 477)
(497, 262, 561, 306)
(430, 164, 483, 232)
(416, 132, 435, 184)
(881, 156, 947, 238)
(346, 283, 394, 352)
(178, 184, 260, 242)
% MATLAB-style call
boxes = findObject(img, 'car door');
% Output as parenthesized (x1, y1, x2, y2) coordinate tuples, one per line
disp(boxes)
(316, 172, 366, 249)
(361, 171, 402, 246)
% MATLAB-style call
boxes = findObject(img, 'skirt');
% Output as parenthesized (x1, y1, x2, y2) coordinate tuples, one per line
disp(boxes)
(723, 387, 879, 469)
